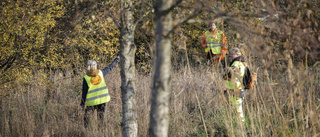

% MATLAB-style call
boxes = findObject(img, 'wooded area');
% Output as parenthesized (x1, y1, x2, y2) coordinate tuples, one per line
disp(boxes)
(1, 0, 319, 86)
(1, 0, 319, 136)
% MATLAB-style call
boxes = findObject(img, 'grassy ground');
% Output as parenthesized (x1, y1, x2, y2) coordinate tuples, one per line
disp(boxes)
(0, 62, 319, 137)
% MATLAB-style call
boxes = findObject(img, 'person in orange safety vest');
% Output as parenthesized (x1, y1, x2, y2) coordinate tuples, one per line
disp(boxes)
(199, 22, 228, 68)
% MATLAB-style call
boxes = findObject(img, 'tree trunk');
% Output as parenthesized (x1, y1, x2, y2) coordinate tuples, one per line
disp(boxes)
(120, 0, 137, 137)
(149, 0, 173, 136)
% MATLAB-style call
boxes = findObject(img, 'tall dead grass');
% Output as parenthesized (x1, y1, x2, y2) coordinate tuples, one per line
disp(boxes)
(0, 62, 319, 136)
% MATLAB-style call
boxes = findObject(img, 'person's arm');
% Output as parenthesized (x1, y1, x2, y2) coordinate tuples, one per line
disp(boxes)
(223, 69, 231, 80)
(80, 78, 88, 109)
(199, 32, 207, 50)
(223, 66, 240, 80)
(220, 32, 228, 56)
(101, 56, 120, 77)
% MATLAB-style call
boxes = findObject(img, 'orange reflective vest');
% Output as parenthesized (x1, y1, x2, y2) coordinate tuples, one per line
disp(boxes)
(200, 29, 228, 62)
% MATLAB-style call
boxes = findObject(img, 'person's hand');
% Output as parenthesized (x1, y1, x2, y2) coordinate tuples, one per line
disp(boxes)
(116, 55, 120, 61)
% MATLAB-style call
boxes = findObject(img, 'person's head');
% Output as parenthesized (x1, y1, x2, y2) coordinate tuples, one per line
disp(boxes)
(229, 48, 242, 60)
(209, 22, 216, 32)
(87, 60, 97, 71)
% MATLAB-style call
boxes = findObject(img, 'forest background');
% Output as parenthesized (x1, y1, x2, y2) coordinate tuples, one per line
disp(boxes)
(1, 0, 319, 136)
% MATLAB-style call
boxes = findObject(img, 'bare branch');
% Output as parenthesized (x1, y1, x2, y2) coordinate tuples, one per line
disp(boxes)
(155, 0, 183, 16)
(134, 9, 154, 29)
(109, 11, 120, 29)
(166, 10, 202, 36)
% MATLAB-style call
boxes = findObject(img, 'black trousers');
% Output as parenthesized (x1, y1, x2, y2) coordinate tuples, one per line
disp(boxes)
(84, 103, 106, 128)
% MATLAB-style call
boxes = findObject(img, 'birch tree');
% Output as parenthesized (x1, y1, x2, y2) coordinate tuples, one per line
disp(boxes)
(118, 0, 153, 136)
(149, 0, 174, 136)
(149, 0, 204, 136)
(120, 0, 138, 136)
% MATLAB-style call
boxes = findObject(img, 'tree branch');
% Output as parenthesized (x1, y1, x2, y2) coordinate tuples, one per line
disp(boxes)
(134, 9, 154, 29)
(155, 0, 183, 16)
(166, 10, 202, 37)
(108, 11, 120, 29)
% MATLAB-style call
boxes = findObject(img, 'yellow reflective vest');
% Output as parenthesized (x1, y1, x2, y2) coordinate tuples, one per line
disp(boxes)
(84, 70, 110, 106)
(225, 61, 246, 90)
(204, 30, 225, 54)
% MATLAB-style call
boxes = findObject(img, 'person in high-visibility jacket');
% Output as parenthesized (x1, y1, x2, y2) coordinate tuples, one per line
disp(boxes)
(223, 48, 246, 123)
(80, 55, 120, 128)
(200, 22, 228, 67)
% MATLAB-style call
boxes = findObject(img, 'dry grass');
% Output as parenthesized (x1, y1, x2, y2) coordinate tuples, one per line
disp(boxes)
(0, 62, 319, 137)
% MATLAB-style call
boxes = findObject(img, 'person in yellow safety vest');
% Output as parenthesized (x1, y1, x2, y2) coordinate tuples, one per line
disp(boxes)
(80, 55, 120, 128)
(223, 48, 246, 123)
(199, 22, 228, 68)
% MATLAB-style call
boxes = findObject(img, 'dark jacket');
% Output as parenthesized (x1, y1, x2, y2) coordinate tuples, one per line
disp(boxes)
(80, 58, 119, 107)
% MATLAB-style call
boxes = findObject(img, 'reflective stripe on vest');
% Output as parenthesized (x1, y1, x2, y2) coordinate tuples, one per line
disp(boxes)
(204, 30, 223, 54)
(225, 61, 246, 90)
(84, 70, 110, 106)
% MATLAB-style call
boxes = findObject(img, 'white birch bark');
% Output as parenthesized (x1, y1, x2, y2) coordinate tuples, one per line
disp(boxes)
(120, 0, 137, 136)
